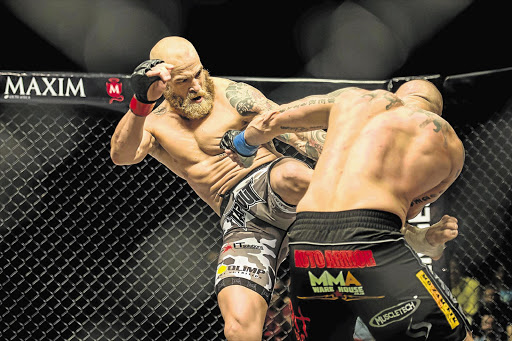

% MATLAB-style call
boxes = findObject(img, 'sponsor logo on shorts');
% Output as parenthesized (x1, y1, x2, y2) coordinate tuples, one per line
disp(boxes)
(225, 178, 265, 229)
(369, 299, 421, 327)
(294, 249, 377, 269)
(217, 263, 266, 279)
(3, 75, 86, 99)
(416, 270, 460, 329)
(309, 270, 364, 294)
(221, 242, 264, 253)
(234, 242, 264, 251)
(297, 270, 384, 301)
(221, 244, 234, 253)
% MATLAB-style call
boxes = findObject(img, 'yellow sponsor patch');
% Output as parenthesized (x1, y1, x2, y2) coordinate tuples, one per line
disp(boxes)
(217, 265, 227, 275)
(416, 270, 460, 329)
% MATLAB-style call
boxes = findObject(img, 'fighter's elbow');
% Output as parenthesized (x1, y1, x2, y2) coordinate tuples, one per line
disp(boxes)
(110, 153, 124, 166)
(110, 151, 134, 166)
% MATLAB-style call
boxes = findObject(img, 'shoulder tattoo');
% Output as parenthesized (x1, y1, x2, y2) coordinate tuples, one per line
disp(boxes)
(362, 92, 404, 110)
(415, 110, 450, 146)
(225, 82, 273, 116)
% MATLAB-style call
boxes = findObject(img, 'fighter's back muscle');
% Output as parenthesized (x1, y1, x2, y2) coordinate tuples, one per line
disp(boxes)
(300, 88, 464, 220)
(351, 108, 460, 193)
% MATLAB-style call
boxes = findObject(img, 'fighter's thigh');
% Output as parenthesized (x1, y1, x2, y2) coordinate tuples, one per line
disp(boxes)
(269, 158, 312, 206)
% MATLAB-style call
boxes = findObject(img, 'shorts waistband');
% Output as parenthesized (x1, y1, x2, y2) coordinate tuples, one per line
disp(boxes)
(292, 209, 403, 232)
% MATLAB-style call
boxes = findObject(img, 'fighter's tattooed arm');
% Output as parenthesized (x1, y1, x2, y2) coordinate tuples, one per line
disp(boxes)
(238, 87, 356, 148)
(269, 88, 355, 160)
(276, 130, 326, 161)
(225, 82, 275, 116)
(276, 88, 353, 115)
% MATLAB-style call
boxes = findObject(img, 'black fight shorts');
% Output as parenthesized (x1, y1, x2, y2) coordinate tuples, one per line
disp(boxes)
(288, 209, 471, 341)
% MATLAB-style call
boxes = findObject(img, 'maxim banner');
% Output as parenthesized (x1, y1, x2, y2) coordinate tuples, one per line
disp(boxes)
(0, 71, 131, 111)
(1, 71, 443, 112)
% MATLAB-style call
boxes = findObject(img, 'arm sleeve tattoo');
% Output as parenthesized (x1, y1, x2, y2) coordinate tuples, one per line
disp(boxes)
(225, 82, 275, 116)
(276, 130, 326, 161)
(273, 88, 353, 161)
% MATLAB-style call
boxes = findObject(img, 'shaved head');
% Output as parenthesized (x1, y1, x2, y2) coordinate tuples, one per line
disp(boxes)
(395, 79, 443, 115)
(150, 36, 200, 65)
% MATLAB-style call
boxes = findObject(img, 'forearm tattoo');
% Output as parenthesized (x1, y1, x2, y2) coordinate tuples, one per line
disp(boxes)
(279, 126, 325, 133)
(225, 82, 273, 116)
(278, 129, 326, 161)
(277, 88, 350, 114)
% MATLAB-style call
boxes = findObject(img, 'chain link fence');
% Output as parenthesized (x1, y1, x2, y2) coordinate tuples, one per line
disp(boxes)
(1, 71, 511, 340)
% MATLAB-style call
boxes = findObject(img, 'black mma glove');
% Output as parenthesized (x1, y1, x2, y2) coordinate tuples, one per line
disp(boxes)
(220, 130, 259, 168)
(130, 59, 165, 104)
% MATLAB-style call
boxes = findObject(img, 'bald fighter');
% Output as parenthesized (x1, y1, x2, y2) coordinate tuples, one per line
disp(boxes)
(224, 79, 472, 340)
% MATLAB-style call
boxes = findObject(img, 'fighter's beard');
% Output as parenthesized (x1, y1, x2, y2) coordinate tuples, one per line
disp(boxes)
(164, 70, 215, 120)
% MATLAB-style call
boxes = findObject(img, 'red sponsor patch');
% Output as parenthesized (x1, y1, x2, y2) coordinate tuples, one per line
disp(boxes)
(294, 249, 377, 269)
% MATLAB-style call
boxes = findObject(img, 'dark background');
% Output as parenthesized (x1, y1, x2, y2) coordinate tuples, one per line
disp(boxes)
(1, 0, 509, 79)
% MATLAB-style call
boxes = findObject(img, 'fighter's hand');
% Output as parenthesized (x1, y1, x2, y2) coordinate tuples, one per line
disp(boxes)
(401, 215, 458, 260)
(425, 215, 459, 251)
(130, 59, 174, 103)
(243, 110, 280, 146)
(145, 62, 174, 101)
(220, 130, 259, 168)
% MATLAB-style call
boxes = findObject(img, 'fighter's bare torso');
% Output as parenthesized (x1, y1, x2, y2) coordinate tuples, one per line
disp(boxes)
(298, 87, 465, 222)
(143, 77, 280, 214)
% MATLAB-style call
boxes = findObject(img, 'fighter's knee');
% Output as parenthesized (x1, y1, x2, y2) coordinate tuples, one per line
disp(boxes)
(223, 317, 244, 341)
(271, 160, 312, 204)
(223, 316, 261, 341)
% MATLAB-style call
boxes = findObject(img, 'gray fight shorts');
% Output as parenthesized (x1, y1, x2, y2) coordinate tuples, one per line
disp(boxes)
(215, 157, 309, 304)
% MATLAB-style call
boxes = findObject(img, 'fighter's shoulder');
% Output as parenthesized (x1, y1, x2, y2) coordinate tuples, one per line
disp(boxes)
(426, 114, 464, 176)
(211, 76, 232, 88)
(448, 125, 465, 172)
(333, 86, 374, 99)
(212, 77, 261, 94)
(331, 87, 382, 107)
